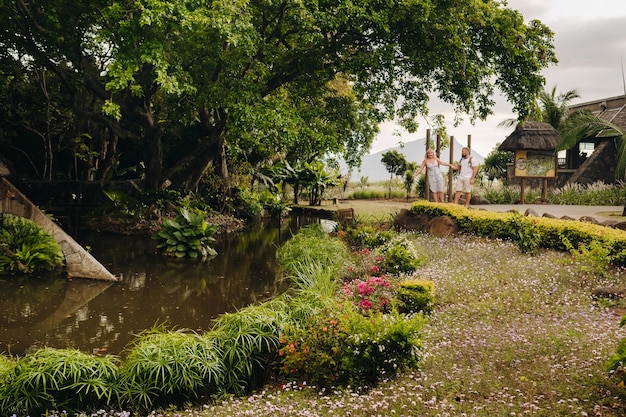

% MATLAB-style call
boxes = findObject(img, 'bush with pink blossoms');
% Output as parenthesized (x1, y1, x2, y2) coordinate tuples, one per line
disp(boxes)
(342, 275, 396, 314)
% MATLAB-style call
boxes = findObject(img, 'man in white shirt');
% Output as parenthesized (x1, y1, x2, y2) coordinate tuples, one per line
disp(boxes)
(454, 147, 478, 208)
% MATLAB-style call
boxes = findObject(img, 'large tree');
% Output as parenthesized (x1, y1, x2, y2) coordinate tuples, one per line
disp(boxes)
(1, 0, 557, 192)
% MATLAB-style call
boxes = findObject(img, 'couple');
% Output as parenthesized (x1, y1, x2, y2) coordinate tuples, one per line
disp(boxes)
(413, 147, 478, 206)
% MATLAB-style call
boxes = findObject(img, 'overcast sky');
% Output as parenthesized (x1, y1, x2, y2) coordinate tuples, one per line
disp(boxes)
(370, 0, 626, 158)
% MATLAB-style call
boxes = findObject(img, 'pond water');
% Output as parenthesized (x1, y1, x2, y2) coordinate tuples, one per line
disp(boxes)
(0, 215, 335, 357)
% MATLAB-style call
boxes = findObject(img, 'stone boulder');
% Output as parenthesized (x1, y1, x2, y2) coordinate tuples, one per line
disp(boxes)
(470, 195, 490, 205)
(427, 215, 459, 237)
(394, 209, 430, 232)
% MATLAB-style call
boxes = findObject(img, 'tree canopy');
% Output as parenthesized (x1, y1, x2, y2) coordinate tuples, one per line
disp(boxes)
(0, 0, 556, 193)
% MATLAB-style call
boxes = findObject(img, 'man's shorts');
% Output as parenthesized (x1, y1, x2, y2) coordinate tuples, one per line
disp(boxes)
(456, 177, 472, 193)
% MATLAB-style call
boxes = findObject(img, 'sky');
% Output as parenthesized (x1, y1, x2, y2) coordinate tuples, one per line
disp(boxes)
(369, 0, 626, 158)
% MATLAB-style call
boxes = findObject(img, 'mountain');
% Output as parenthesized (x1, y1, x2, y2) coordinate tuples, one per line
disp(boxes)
(342, 138, 486, 183)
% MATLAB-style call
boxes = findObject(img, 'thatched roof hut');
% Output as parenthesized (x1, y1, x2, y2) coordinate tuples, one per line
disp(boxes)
(498, 122, 561, 151)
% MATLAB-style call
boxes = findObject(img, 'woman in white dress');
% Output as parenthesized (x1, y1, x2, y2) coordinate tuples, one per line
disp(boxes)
(413, 149, 457, 203)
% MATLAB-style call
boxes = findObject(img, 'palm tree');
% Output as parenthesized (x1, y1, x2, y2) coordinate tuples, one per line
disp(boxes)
(559, 111, 626, 214)
(536, 86, 581, 129)
(498, 86, 580, 129)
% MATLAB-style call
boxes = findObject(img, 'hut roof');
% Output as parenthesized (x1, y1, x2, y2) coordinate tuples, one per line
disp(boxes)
(498, 122, 561, 152)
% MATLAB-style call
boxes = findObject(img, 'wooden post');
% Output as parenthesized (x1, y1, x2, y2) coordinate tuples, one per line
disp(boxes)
(425, 129, 431, 202)
(467, 134, 472, 151)
(520, 177, 526, 204)
(436, 134, 442, 200)
(542, 178, 548, 202)
(448, 135, 455, 202)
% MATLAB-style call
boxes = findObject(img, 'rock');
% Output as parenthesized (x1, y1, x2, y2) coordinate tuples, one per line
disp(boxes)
(542, 212, 557, 219)
(613, 222, 626, 231)
(428, 215, 459, 237)
(470, 195, 490, 205)
(524, 208, 539, 217)
(601, 219, 619, 227)
(560, 216, 575, 221)
(578, 216, 599, 224)
(394, 209, 430, 231)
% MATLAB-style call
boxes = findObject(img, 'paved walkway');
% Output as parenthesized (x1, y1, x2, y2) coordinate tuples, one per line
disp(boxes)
(478, 204, 625, 223)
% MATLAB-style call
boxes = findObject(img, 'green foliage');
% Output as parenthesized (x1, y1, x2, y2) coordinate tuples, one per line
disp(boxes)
(234, 187, 264, 221)
(341, 225, 395, 251)
(480, 181, 626, 205)
(481, 147, 513, 184)
(378, 236, 424, 274)
(117, 328, 224, 412)
(547, 181, 626, 205)
(0, 348, 118, 416)
(3, 0, 556, 193)
(300, 161, 340, 206)
(410, 201, 626, 265)
(276, 224, 348, 278)
(348, 189, 405, 199)
(153, 207, 218, 259)
(381, 150, 408, 178)
(561, 236, 613, 277)
(209, 303, 285, 395)
(259, 190, 291, 217)
(0, 213, 64, 274)
(396, 278, 436, 314)
(507, 212, 542, 254)
(481, 185, 520, 204)
(278, 307, 426, 389)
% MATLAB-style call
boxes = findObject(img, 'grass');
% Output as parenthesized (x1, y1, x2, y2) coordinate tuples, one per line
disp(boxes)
(146, 233, 626, 417)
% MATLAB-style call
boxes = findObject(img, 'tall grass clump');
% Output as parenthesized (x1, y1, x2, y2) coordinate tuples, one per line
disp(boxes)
(548, 181, 626, 205)
(479, 180, 626, 205)
(277, 224, 349, 288)
(209, 301, 289, 395)
(116, 328, 224, 412)
(0, 348, 118, 416)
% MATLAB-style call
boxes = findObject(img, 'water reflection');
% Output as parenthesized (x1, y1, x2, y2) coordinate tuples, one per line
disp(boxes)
(0, 215, 325, 356)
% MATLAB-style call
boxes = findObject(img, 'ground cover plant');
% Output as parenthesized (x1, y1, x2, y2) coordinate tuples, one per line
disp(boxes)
(178, 234, 626, 417)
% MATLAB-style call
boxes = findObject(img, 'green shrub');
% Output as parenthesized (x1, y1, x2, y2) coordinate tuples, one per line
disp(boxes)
(234, 187, 264, 221)
(0, 348, 118, 416)
(0, 213, 64, 274)
(348, 189, 405, 199)
(259, 190, 291, 217)
(342, 225, 394, 251)
(278, 307, 425, 389)
(410, 201, 626, 266)
(561, 235, 613, 277)
(395, 278, 435, 314)
(153, 207, 218, 259)
(378, 236, 424, 274)
(507, 212, 542, 254)
(117, 328, 224, 412)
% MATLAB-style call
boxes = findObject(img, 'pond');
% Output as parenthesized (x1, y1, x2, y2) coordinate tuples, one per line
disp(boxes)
(0, 215, 336, 357)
